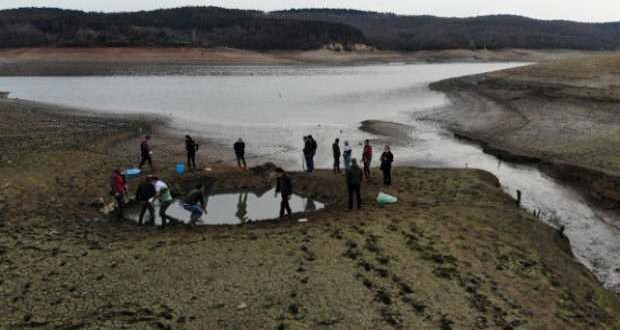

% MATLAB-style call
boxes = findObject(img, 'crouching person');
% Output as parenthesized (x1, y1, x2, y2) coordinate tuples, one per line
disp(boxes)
(183, 184, 206, 225)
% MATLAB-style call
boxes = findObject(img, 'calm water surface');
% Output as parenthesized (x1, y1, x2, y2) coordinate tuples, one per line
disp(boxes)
(1, 63, 618, 291)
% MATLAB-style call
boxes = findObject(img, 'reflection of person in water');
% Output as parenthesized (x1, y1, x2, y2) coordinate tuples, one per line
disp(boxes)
(235, 192, 248, 222)
(305, 198, 317, 212)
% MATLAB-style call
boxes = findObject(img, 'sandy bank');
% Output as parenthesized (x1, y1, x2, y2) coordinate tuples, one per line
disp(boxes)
(429, 54, 620, 209)
(1, 97, 620, 329)
(0, 47, 608, 76)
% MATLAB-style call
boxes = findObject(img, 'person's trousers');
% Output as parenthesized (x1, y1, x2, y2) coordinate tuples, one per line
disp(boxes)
(159, 201, 172, 227)
(344, 156, 351, 170)
(305, 154, 314, 172)
(183, 203, 204, 221)
(382, 167, 392, 186)
(114, 192, 126, 218)
(187, 152, 196, 170)
(348, 184, 361, 210)
(363, 160, 371, 179)
(280, 194, 292, 219)
(139, 155, 152, 169)
(333, 157, 340, 173)
(139, 201, 155, 225)
(236, 153, 247, 169)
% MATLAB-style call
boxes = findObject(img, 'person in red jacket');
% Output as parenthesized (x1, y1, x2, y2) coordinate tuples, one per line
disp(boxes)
(362, 139, 373, 180)
(110, 168, 128, 218)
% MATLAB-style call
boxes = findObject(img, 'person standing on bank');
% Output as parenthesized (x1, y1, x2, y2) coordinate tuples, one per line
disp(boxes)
(380, 146, 394, 186)
(234, 138, 247, 170)
(332, 138, 341, 173)
(153, 177, 173, 228)
(138, 135, 154, 171)
(185, 135, 199, 171)
(303, 135, 317, 173)
(136, 175, 156, 226)
(275, 168, 293, 220)
(362, 139, 373, 180)
(346, 158, 363, 210)
(110, 168, 128, 219)
(343, 141, 352, 170)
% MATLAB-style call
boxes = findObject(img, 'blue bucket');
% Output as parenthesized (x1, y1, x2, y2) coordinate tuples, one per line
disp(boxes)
(176, 163, 186, 174)
(124, 168, 141, 179)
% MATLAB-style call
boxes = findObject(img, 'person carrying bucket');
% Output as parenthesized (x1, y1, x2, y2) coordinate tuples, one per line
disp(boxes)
(153, 177, 173, 227)
(185, 135, 199, 171)
(380, 146, 394, 186)
(183, 183, 206, 225)
(138, 135, 154, 171)
(346, 158, 363, 210)
(275, 168, 293, 220)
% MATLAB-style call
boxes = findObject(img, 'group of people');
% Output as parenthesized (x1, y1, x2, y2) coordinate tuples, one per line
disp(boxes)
(112, 132, 395, 225)
(332, 139, 394, 186)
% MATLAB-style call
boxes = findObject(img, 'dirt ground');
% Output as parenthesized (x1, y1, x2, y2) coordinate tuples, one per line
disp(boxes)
(0, 47, 607, 76)
(1, 99, 620, 330)
(430, 54, 620, 208)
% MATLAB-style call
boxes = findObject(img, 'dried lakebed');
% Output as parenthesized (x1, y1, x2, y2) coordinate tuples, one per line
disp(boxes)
(1, 62, 618, 292)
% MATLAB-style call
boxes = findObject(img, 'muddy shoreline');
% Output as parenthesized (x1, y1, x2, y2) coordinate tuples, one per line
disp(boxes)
(0, 47, 607, 76)
(429, 60, 620, 211)
(2, 97, 620, 328)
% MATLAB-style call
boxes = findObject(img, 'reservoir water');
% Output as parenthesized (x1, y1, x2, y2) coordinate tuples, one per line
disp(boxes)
(1, 63, 618, 292)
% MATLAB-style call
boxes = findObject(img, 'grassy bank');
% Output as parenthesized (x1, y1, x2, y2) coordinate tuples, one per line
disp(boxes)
(430, 54, 620, 208)
(1, 99, 619, 329)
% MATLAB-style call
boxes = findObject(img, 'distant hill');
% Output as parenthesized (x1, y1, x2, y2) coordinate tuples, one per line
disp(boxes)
(272, 9, 620, 51)
(1, 7, 620, 51)
(0, 7, 368, 50)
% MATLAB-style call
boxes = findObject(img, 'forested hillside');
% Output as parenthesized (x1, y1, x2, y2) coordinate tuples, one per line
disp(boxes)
(1, 7, 620, 51)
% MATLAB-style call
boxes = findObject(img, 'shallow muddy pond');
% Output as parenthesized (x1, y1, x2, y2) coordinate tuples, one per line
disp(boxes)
(127, 188, 324, 225)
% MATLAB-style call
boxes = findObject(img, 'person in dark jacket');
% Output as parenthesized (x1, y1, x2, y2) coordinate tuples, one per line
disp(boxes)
(346, 159, 363, 210)
(234, 138, 247, 170)
(110, 168, 127, 219)
(332, 138, 341, 173)
(185, 135, 199, 171)
(362, 140, 373, 180)
(138, 135, 153, 171)
(275, 168, 293, 220)
(135, 175, 156, 226)
(303, 135, 318, 172)
(380, 146, 394, 186)
(183, 184, 207, 225)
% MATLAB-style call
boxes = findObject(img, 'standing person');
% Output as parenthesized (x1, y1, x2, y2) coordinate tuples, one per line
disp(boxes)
(275, 168, 293, 220)
(138, 135, 154, 171)
(153, 177, 173, 228)
(362, 140, 373, 180)
(303, 136, 315, 173)
(380, 146, 394, 186)
(343, 141, 352, 170)
(135, 175, 156, 226)
(110, 168, 128, 219)
(185, 135, 199, 171)
(346, 159, 363, 210)
(183, 184, 207, 225)
(234, 138, 247, 170)
(332, 138, 341, 173)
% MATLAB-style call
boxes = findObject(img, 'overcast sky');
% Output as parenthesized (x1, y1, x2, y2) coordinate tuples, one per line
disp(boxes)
(2, 1, 619, 22)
